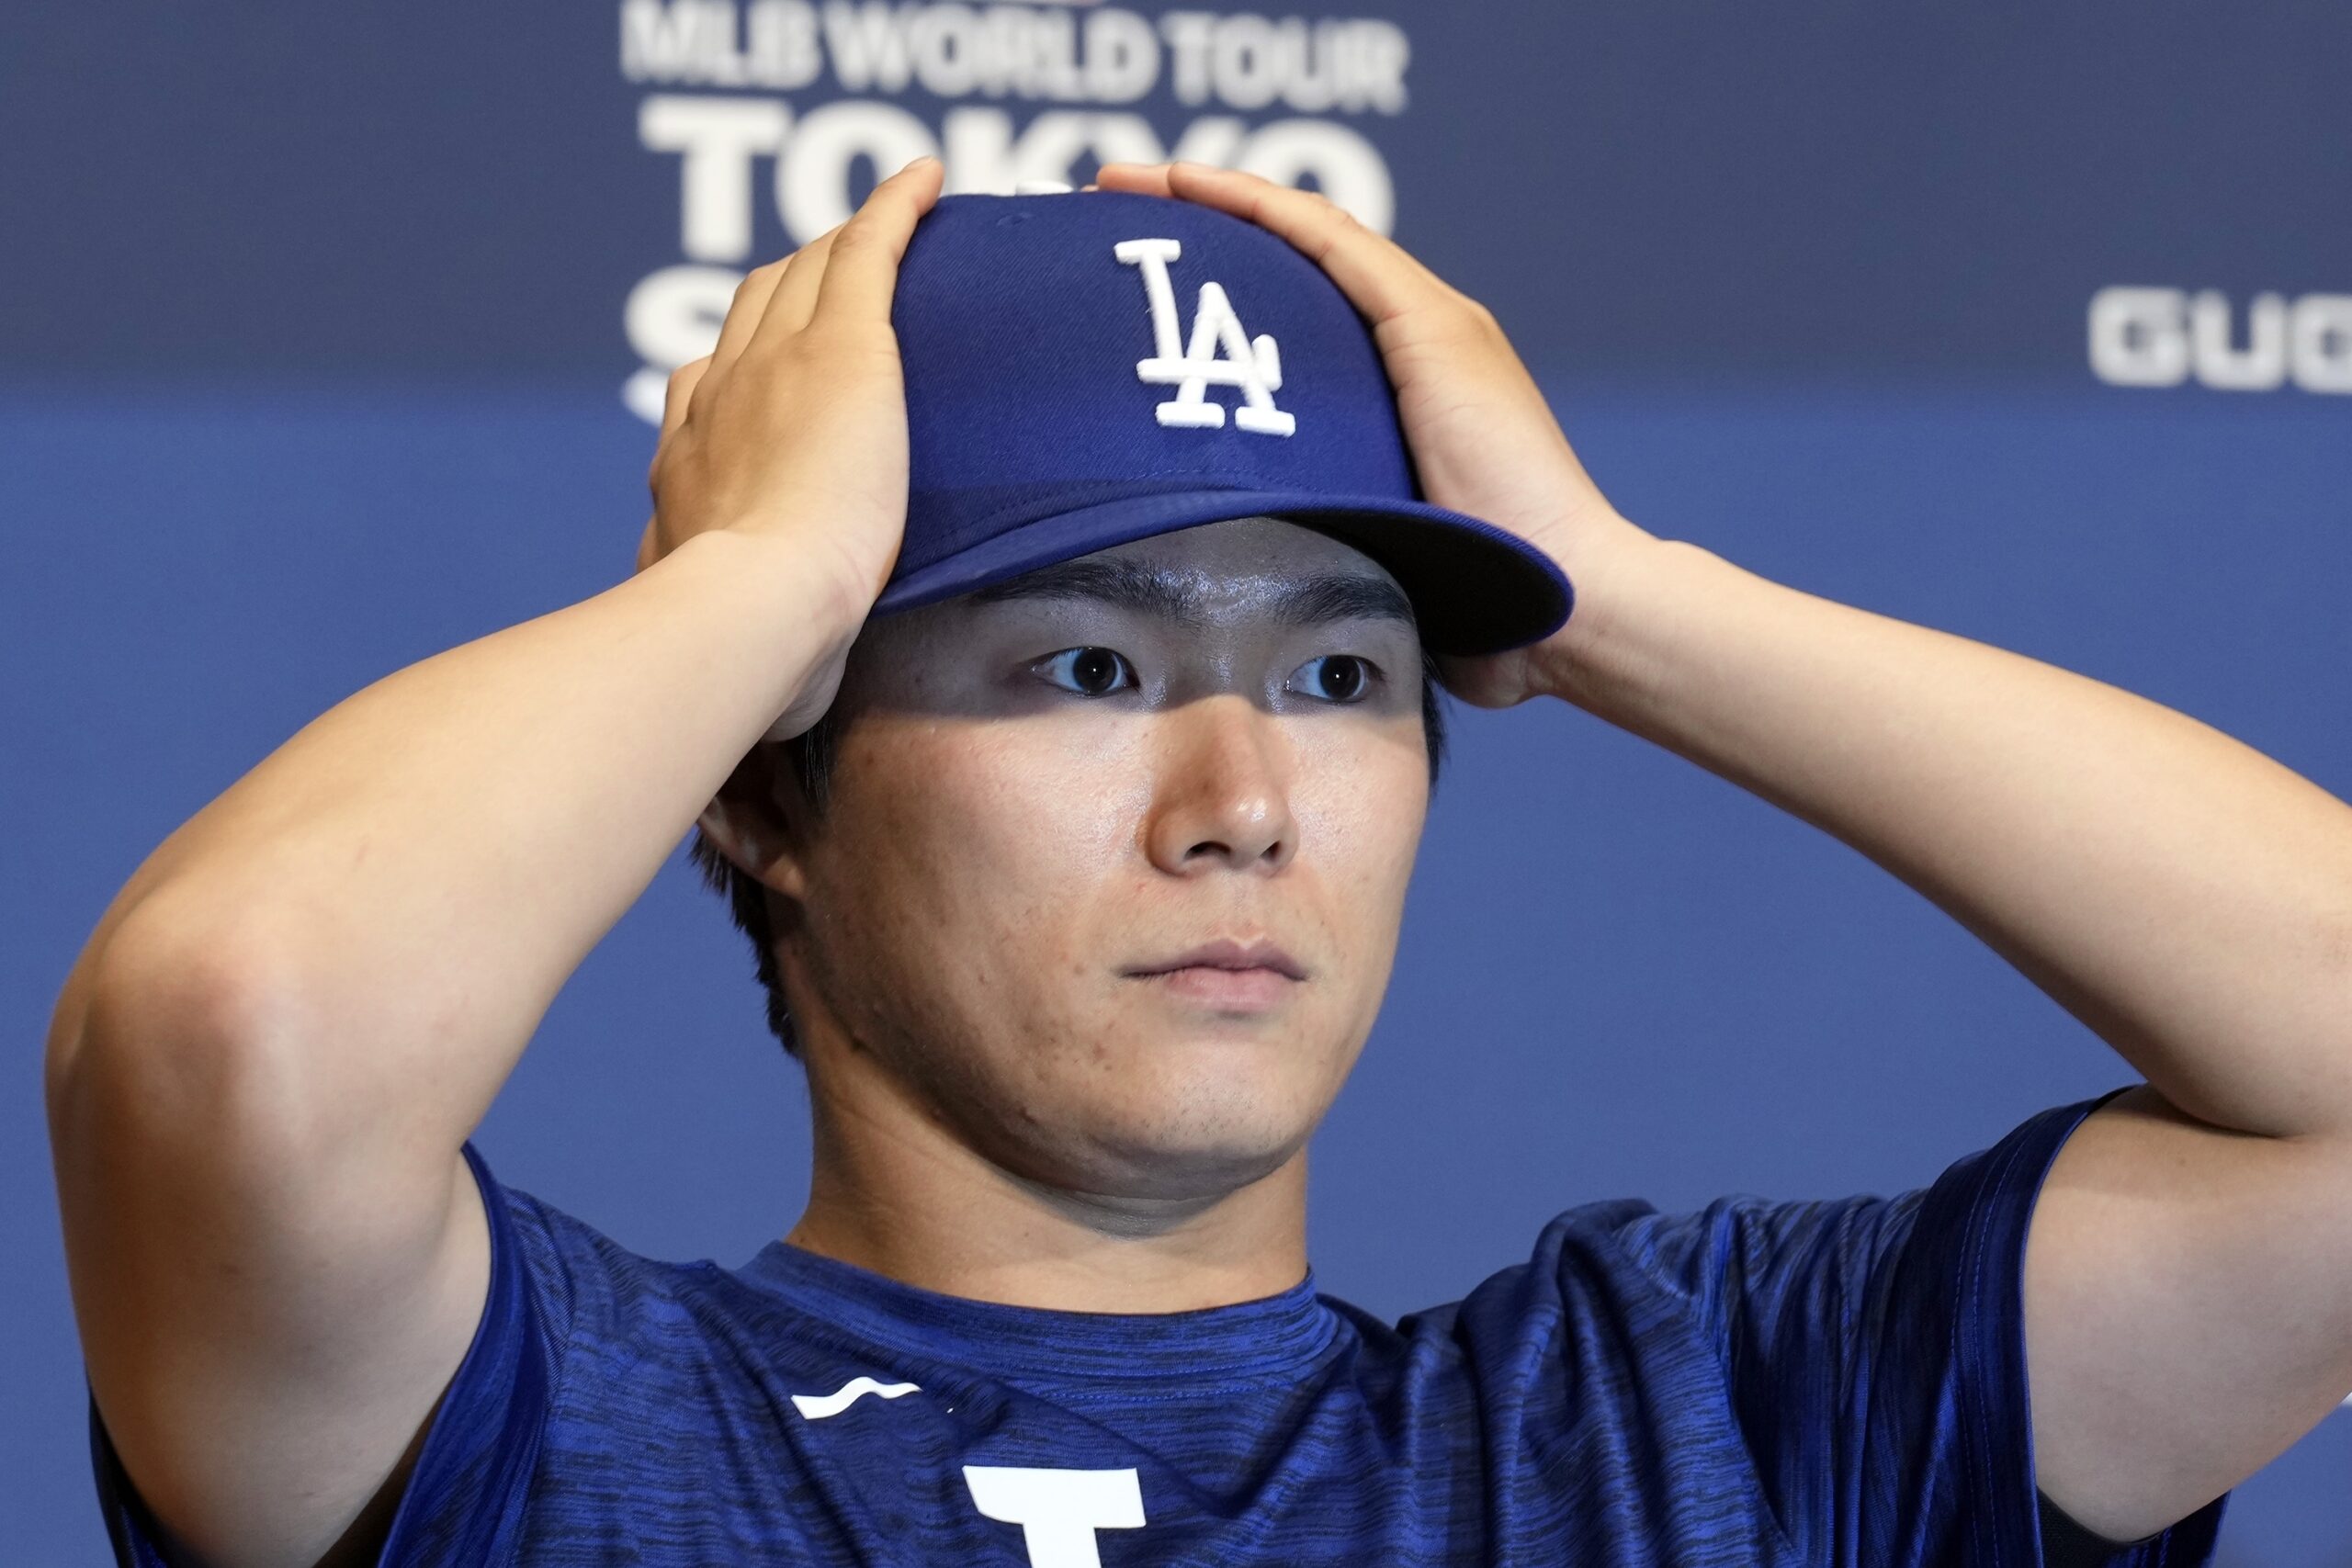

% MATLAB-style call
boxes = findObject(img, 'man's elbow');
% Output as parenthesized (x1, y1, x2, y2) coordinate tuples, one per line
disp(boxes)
(48, 888, 332, 1181)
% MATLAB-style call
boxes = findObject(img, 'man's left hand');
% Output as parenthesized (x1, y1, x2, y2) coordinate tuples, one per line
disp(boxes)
(1094, 161, 1661, 707)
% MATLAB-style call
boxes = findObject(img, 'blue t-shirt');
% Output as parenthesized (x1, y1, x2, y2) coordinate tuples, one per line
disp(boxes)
(91, 1089, 2230, 1565)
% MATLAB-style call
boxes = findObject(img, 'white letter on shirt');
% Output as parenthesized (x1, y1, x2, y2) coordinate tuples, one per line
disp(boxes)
(962, 1466, 1147, 1568)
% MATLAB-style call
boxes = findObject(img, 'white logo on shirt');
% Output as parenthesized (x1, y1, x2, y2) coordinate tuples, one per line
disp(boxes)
(964, 1466, 1148, 1568)
(1114, 238, 1296, 436)
(790, 1375, 922, 1419)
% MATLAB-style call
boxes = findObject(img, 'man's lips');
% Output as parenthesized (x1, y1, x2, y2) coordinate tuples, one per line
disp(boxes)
(1122, 940, 1307, 1012)
(1123, 939, 1308, 981)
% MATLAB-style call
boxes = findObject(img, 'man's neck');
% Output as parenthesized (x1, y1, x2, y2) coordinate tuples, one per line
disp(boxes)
(783, 1045, 1312, 1315)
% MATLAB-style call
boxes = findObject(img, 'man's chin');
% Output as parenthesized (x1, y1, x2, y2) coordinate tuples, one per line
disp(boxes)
(1091, 1133, 1301, 1205)
(1046, 1044, 1340, 1197)
(993, 1104, 1311, 1213)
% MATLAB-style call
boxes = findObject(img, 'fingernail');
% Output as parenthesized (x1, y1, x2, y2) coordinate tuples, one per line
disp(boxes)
(899, 155, 939, 174)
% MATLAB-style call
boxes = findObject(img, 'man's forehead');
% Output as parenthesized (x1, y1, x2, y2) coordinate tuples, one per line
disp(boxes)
(964, 515, 1416, 632)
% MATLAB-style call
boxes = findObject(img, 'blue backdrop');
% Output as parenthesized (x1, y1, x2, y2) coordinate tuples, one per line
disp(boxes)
(6, 4, 2348, 1562)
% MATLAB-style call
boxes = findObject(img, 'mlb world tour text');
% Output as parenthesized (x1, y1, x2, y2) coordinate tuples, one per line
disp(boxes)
(619, 0, 1414, 422)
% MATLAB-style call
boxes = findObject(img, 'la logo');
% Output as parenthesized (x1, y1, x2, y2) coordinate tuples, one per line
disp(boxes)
(1113, 239, 1296, 437)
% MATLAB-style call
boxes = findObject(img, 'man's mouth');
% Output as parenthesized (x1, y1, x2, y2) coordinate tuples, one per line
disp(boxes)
(1123, 940, 1307, 1011)
(1125, 938, 1307, 981)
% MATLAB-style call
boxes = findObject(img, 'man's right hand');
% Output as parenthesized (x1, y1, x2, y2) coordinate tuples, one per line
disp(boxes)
(43, 159, 946, 1568)
(638, 154, 944, 741)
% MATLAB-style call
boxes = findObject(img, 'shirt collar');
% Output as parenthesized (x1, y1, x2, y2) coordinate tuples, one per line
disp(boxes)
(731, 1238, 1343, 1388)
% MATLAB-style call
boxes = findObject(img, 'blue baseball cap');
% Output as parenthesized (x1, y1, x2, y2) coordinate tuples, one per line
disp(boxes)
(873, 189, 1574, 657)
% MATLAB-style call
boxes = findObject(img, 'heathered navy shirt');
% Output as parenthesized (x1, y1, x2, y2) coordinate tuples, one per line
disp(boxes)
(91, 1088, 2229, 1565)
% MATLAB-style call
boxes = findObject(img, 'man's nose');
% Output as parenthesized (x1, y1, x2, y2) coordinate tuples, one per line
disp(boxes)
(1142, 694, 1298, 875)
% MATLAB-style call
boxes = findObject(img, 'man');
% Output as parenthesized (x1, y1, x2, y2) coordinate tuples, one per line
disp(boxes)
(42, 154, 2352, 1567)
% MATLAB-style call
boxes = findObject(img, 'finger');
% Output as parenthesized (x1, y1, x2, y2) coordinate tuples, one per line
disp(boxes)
(661, 355, 711, 437)
(708, 258, 794, 371)
(1126, 161, 1448, 327)
(752, 225, 841, 345)
(1092, 162, 1173, 198)
(812, 155, 945, 322)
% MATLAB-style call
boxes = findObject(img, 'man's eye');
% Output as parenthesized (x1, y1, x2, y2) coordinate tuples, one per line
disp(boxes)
(1035, 647, 1136, 696)
(1291, 654, 1376, 704)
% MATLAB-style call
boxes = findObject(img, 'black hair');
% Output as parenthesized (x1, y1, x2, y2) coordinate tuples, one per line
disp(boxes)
(687, 648, 1452, 1056)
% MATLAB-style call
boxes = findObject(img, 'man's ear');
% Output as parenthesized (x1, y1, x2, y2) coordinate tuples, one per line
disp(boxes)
(696, 742, 819, 903)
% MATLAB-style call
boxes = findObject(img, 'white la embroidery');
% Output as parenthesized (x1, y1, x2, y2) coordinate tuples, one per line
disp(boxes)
(1114, 238, 1296, 437)
(790, 1375, 922, 1420)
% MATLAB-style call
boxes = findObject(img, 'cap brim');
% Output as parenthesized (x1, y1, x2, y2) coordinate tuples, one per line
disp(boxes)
(875, 489, 1572, 658)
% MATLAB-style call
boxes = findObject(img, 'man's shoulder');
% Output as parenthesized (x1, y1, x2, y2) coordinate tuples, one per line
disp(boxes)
(459, 1143, 835, 1377)
(1378, 1191, 1867, 1368)
(1477, 1188, 1912, 1315)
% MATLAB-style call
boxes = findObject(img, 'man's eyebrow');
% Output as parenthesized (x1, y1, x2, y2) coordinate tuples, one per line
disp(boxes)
(967, 557, 1418, 631)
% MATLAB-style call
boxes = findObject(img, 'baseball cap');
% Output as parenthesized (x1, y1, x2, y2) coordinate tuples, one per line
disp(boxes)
(872, 187, 1574, 657)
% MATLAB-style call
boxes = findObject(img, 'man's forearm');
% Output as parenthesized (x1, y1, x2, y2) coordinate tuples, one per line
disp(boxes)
(51, 528, 852, 1166)
(1542, 538, 2352, 1142)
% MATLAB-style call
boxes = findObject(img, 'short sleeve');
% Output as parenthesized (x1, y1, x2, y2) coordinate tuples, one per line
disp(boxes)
(1610, 1088, 2231, 1568)
(88, 1141, 559, 1568)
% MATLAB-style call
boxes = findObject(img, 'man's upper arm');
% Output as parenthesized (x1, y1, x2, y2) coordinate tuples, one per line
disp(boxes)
(49, 940, 493, 1568)
(2024, 1083, 2352, 1542)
